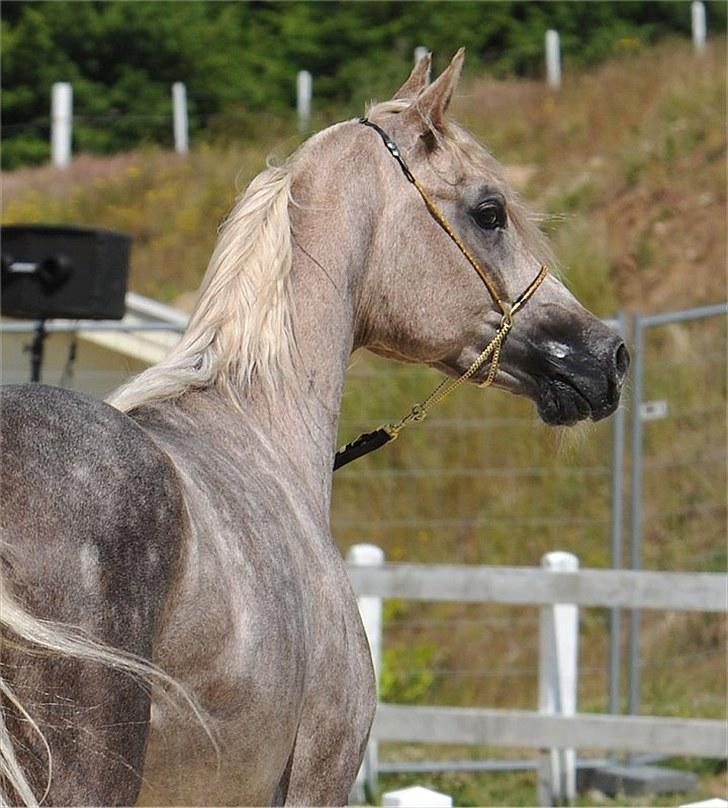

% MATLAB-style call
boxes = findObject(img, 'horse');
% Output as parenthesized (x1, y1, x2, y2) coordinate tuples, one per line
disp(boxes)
(0, 51, 628, 806)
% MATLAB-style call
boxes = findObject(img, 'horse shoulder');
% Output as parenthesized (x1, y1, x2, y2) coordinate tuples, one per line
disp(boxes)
(0, 383, 186, 628)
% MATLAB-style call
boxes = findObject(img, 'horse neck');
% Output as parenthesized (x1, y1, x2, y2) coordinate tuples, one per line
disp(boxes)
(267, 256, 354, 504)
(236, 135, 369, 506)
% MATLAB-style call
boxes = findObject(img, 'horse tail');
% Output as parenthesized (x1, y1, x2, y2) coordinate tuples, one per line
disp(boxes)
(0, 584, 218, 807)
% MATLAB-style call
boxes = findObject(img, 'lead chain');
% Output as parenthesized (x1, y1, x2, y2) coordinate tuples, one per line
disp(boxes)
(384, 311, 513, 439)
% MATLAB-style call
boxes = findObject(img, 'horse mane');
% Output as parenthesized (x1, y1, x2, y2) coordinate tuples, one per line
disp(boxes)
(109, 159, 296, 413)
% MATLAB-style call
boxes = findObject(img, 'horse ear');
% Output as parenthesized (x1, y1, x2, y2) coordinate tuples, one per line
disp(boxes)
(393, 52, 432, 100)
(408, 47, 465, 131)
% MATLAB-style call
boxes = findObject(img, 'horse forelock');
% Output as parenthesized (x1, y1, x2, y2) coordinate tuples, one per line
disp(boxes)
(109, 159, 298, 413)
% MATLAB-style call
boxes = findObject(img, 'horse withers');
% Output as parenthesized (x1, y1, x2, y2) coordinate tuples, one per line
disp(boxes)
(0, 51, 627, 806)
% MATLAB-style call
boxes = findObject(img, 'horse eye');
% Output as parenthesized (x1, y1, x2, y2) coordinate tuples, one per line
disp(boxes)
(473, 198, 507, 230)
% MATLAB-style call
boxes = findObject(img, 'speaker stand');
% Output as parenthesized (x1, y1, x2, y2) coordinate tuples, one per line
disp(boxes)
(27, 319, 47, 383)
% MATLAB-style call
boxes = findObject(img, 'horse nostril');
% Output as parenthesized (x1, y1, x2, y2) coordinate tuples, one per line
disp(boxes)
(614, 341, 630, 382)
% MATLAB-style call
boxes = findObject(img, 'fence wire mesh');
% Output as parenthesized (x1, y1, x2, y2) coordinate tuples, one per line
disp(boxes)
(630, 310, 726, 721)
(331, 308, 726, 749)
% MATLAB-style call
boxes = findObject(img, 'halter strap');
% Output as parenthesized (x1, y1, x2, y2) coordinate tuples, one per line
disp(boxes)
(333, 119, 549, 471)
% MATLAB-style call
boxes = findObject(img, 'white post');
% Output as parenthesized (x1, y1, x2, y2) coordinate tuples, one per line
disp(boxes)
(296, 70, 312, 133)
(383, 785, 453, 807)
(347, 543, 384, 802)
(545, 29, 561, 90)
(692, 2, 707, 52)
(51, 82, 73, 168)
(538, 551, 579, 807)
(414, 45, 428, 65)
(172, 82, 189, 155)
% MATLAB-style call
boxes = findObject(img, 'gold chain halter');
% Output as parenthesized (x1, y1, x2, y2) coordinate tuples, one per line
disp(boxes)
(333, 119, 549, 471)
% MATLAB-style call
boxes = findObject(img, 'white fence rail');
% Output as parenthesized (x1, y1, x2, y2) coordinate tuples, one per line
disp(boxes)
(347, 555, 728, 804)
(545, 30, 561, 90)
(51, 82, 72, 167)
(538, 552, 578, 805)
(373, 705, 727, 759)
(296, 70, 312, 132)
(348, 563, 727, 612)
(172, 82, 189, 155)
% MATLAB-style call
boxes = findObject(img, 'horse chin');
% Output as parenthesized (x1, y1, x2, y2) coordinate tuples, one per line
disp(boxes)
(482, 368, 615, 427)
(533, 375, 625, 426)
(533, 378, 594, 426)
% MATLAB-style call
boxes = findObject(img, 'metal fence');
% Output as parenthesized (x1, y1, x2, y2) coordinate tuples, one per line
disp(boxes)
(626, 302, 728, 719)
(0, 292, 186, 398)
(332, 302, 727, 780)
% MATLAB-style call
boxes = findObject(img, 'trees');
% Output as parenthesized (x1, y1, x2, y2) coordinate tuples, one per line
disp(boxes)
(1, 2, 243, 167)
(2, 1, 721, 169)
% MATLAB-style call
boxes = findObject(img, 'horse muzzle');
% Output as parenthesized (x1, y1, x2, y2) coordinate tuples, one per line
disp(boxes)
(500, 320, 630, 426)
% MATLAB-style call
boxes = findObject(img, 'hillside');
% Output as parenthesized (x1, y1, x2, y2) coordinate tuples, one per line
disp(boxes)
(3, 38, 724, 313)
(2, 39, 726, 806)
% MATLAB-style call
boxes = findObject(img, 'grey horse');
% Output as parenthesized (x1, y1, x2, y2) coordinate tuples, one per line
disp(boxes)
(0, 52, 628, 806)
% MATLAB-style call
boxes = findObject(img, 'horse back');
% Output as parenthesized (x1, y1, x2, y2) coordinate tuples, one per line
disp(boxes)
(0, 383, 187, 804)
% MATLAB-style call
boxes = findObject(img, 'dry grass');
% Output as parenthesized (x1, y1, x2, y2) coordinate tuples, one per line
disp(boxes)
(455, 37, 726, 313)
(3, 39, 724, 310)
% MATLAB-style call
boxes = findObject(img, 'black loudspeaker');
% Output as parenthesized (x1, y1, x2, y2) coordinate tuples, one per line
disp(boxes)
(1, 224, 131, 320)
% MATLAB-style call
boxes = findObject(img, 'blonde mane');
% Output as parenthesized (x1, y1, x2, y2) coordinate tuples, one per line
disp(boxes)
(109, 160, 296, 413)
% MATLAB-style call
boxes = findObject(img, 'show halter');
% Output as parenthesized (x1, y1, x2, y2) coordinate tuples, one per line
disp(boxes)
(333, 118, 549, 471)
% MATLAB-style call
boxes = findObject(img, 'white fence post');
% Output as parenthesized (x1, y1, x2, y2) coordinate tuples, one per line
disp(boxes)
(347, 543, 384, 801)
(414, 45, 428, 65)
(172, 82, 189, 155)
(383, 785, 453, 807)
(692, 1, 707, 52)
(51, 82, 73, 168)
(296, 70, 312, 133)
(545, 29, 562, 90)
(538, 551, 579, 807)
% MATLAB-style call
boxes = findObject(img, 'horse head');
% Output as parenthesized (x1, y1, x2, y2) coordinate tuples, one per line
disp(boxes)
(353, 50, 628, 426)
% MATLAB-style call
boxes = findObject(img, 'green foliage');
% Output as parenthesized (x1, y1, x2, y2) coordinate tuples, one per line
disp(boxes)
(3, 0, 726, 167)
(380, 643, 437, 705)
